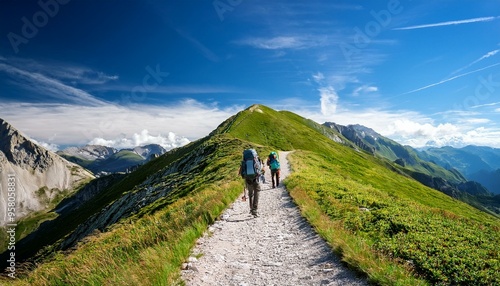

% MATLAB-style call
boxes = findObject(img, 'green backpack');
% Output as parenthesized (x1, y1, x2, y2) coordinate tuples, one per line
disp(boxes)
(269, 152, 280, 171)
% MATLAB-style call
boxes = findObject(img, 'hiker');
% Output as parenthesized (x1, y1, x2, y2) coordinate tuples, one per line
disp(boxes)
(267, 151, 280, 188)
(238, 149, 262, 217)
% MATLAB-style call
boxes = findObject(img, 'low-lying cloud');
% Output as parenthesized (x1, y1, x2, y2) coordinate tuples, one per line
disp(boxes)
(89, 129, 190, 150)
(1, 100, 241, 150)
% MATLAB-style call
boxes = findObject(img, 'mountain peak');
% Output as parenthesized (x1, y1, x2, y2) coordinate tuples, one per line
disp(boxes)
(0, 118, 94, 226)
(0, 118, 55, 171)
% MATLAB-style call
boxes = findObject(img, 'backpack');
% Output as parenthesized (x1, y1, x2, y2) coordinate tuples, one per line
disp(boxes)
(269, 152, 280, 171)
(240, 149, 261, 180)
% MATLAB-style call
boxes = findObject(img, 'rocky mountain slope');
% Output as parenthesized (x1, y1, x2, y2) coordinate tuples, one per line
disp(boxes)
(0, 118, 93, 227)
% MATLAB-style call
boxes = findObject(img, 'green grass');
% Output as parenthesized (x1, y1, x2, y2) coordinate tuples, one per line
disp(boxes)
(0, 210, 57, 253)
(58, 155, 94, 168)
(4, 135, 246, 285)
(11, 180, 242, 285)
(8, 138, 211, 263)
(286, 150, 500, 285)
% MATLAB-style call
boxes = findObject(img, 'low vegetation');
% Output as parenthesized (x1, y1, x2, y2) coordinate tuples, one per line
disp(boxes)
(286, 150, 500, 285)
(5, 135, 245, 285)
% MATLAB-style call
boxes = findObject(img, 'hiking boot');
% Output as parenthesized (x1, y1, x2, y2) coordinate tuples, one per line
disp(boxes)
(252, 212, 259, 218)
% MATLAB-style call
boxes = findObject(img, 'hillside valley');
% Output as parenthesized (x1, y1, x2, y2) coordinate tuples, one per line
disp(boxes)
(418, 146, 500, 194)
(1, 105, 499, 285)
(57, 144, 167, 175)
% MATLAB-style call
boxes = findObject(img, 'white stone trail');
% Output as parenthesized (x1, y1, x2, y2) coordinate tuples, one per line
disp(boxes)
(181, 151, 368, 286)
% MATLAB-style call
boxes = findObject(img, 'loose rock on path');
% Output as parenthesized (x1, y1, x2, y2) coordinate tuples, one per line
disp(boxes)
(181, 151, 368, 286)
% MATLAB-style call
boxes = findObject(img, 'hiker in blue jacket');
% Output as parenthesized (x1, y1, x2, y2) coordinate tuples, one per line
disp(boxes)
(239, 149, 262, 217)
(267, 151, 280, 188)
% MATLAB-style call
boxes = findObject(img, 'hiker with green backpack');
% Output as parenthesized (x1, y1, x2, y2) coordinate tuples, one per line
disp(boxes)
(238, 148, 262, 217)
(267, 151, 280, 188)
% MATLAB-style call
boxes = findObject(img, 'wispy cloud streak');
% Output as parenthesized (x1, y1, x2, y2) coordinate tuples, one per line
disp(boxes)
(0, 63, 107, 106)
(451, 49, 500, 76)
(402, 62, 500, 95)
(394, 16, 499, 30)
(235, 35, 328, 50)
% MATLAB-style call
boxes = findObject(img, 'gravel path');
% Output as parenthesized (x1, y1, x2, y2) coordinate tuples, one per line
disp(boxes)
(181, 151, 368, 286)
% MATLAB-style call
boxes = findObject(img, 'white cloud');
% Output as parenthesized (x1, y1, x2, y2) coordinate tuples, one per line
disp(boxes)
(463, 118, 491, 124)
(236, 35, 328, 50)
(89, 129, 190, 150)
(353, 85, 378, 96)
(0, 62, 107, 106)
(384, 120, 460, 146)
(29, 139, 60, 152)
(0, 57, 118, 86)
(312, 72, 325, 83)
(319, 86, 339, 116)
(282, 94, 500, 148)
(238, 36, 305, 50)
(0, 100, 241, 148)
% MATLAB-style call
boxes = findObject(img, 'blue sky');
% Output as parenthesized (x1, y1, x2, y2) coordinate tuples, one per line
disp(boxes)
(1, 0, 499, 150)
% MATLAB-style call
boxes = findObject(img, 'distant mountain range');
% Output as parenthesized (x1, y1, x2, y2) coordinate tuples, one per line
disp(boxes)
(325, 122, 500, 196)
(417, 146, 500, 194)
(57, 144, 166, 175)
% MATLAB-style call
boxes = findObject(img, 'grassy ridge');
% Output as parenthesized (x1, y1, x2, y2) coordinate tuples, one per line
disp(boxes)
(286, 150, 500, 285)
(223, 105, 345, 153)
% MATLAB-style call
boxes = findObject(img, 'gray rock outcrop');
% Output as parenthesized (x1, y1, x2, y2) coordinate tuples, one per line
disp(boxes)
(0, 118, 94, 226)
